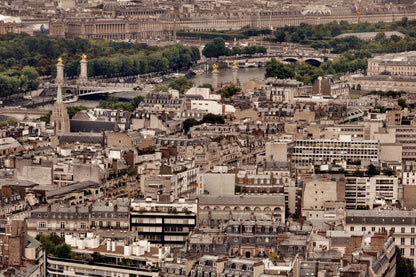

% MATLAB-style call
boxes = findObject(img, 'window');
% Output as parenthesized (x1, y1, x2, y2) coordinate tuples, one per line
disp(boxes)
(402, 248, 405, 255)
(411, 238, 415, 245)
(362, 227, 366, 231)
(350, 227, 354, 231)
(391, 227, 395, 233)
(402, 227, 406, 233)
(107, 221, 111, 227)
(116, 222, 120, 228)
(372, 227, 376, 232)
(91, 221, 95, 227)
(99, 221, 103, 227)
(401, 238, 406, 245)
(411, 248, 415, 256)
(39, 222, 46, 228)
(60, 222, 65, 229)
(412, 228, 415, 234)
(80, 223, 86, 229)
(60, 232, 65, 238)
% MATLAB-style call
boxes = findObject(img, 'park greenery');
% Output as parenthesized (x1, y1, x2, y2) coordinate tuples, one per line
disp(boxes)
(265, 49, 369, 84)
(202, 37, 267, 58)
(267, 17, 416, 53)
(216, 83, 242, 98)
(98, 95, 144, 112)
(0, 33, 200, 97)
(169, 76, 193, 93)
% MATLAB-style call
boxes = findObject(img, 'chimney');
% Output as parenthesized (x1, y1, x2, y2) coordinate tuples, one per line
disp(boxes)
(112, 159, 117, 173)
(371, 232, 388, 252)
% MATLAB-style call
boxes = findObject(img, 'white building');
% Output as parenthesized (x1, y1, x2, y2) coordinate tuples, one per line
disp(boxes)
(190, 100, 235, 115)
(345, 176, 399, 209)
(186, 87, 221, 100)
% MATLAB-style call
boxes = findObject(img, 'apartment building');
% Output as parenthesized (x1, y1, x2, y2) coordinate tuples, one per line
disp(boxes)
(292, 139, 379, 166)
(198, 195, 285, 224)
(345, 209, 416, 265)
(27, 199, 130, 238)
(130, 197, 197, 245)
(367, 51, 416, 76)
(345, 176, 399, 209)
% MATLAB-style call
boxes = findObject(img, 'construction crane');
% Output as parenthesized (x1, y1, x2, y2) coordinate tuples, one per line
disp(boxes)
(355, 0, 361, 24)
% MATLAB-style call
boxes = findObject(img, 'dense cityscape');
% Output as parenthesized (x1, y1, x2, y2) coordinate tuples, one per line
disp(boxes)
(2, 0, 416, 276)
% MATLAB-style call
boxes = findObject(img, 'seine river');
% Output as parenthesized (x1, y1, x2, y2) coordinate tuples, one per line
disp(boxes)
(40, 67, 266, 109)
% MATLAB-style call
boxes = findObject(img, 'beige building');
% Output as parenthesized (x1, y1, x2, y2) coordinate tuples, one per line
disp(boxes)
(302, 177, 345, 220)
(368, 52, 416, 76)
(199, 195, 285, 224)
(346, 209, 416, 266)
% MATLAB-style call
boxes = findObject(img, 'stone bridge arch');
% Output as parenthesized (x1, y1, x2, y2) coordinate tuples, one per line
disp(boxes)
(304, 58, 322, 67)
(283, 57, 298, 63)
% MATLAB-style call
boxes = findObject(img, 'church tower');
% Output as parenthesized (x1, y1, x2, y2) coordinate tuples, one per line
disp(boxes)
(50, 85, 70, 134)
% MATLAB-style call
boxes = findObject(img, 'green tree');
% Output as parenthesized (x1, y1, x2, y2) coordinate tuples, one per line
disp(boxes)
(21, 66, 40, 91)
(265, 58, 294, 79)
(169, 77, 193, 93)
(183, 118, 199, 133)
(201, 113, 225, 124)
(216, 83, 241, 98)
(199, 83, 214, 92)
(396, 246, 415, 277)
(366, 164, 380, 177)
(398, 98, 410, 110)
(382, 167, 395, 176)
(55, 243, 71, 259)
(39, 111, 52, 124)
(202, 37, 230, 58)
(7, 119, 18, 126)
(91, 251, 108, 263)
(127, 167, 137, 176)
(131, 96, 144, 109)
(67, 106, 88, 119)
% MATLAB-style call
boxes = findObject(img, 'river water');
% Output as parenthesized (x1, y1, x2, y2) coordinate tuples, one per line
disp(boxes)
(40, 67, 266, 109)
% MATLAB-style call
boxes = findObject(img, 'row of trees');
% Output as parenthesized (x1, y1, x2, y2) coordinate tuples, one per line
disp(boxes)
(267, 17, 416, 54)
(177, 26, 271, 40)
(202, 37, 267, 58)
(57, 44, 200, 79)
(97, 95, 144, 112)
(0, 33, 200, 80)
(0, 66, 39, 97)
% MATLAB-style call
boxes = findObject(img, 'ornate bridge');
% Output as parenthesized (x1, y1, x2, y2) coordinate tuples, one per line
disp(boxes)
(58, 82, 138, 97)
(222, 53, 333, 68)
